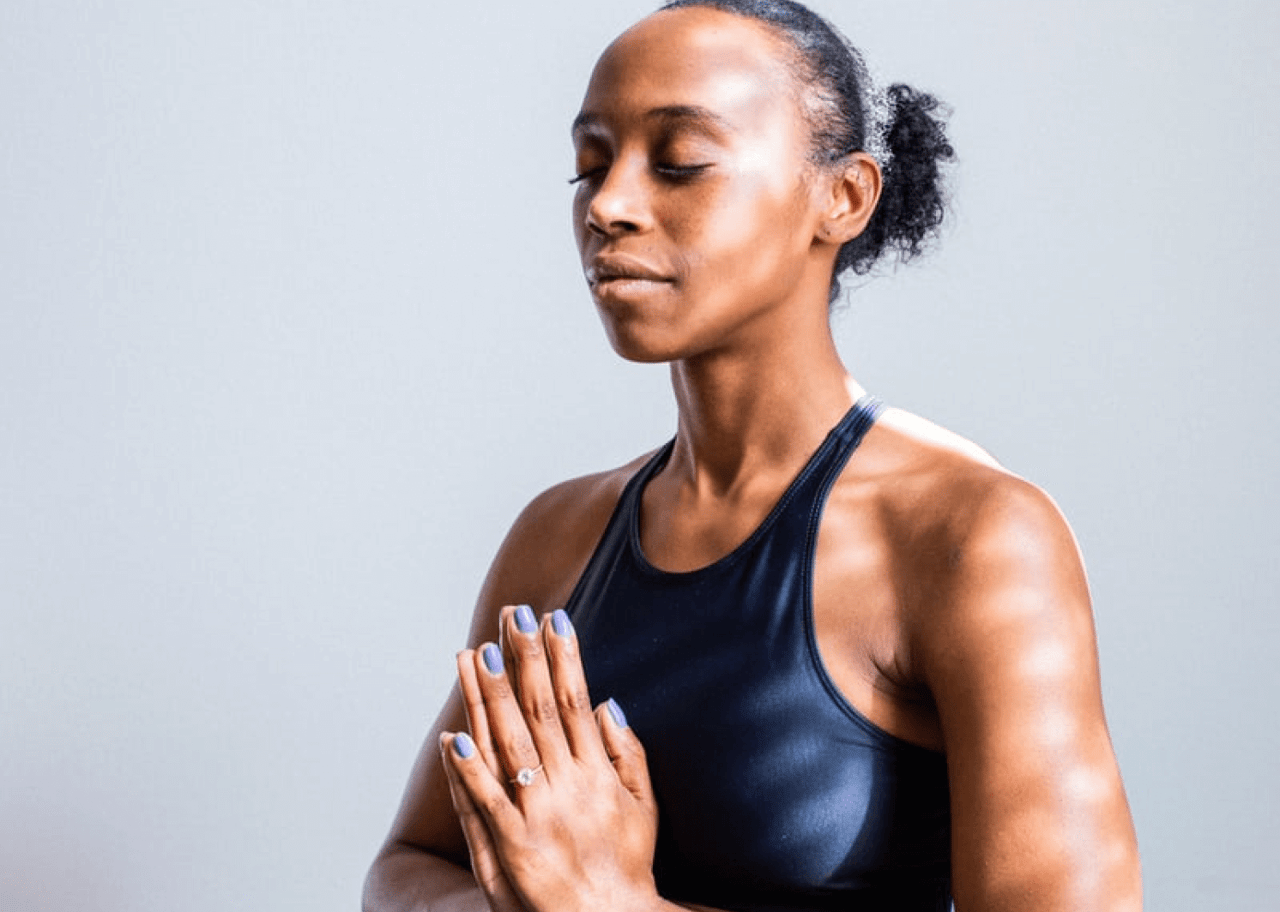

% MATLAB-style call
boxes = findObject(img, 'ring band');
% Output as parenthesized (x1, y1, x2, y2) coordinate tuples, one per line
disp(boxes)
(511, 765, 543, 787)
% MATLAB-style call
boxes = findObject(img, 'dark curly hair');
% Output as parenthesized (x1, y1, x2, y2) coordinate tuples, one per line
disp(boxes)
(659, 0, 954, 302)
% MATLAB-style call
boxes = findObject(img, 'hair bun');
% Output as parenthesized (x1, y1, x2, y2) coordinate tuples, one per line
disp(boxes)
(838, 83, 954, 284)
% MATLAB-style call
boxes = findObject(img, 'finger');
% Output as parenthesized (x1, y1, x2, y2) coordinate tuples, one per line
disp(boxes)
(456, 650, 503, 780)
(500, 604, 572, 770)
(440, 732, 514, 896)
(439, 732, 524, 909)
(597, 698, 656, 809)
(543, 609, 610, 764)
(472, 639, 546, 790)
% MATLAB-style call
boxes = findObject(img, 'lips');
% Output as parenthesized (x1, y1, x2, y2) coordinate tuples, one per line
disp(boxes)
(586, 255, 674, 287)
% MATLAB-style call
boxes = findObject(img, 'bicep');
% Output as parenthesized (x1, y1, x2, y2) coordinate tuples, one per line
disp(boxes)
(923, 484, 1140, 911)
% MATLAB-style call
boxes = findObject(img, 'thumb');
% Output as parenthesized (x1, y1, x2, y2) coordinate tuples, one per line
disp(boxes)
(597, 698, 654, 807)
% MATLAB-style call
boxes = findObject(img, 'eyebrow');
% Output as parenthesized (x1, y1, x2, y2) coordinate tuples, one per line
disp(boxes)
(571, 104, 735, 138)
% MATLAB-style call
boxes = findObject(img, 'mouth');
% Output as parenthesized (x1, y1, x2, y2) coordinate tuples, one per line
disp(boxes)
(586, 255, 674, 288)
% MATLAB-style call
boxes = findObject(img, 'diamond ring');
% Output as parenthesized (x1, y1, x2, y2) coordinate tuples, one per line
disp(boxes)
(510, 765, 544, 787)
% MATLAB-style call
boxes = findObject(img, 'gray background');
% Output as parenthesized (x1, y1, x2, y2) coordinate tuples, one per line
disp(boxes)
(2, 1, 1276, 909)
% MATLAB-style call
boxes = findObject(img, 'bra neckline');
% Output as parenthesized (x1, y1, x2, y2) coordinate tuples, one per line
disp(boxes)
(626, 396, 878, 579)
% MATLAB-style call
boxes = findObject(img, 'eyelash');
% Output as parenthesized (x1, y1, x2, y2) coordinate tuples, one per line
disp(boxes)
(567, 168, 604, 186)
(657, 163, 711, 183)
(567, 163, 711, 186)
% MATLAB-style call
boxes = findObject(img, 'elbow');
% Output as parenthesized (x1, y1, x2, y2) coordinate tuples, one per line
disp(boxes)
(362, 840, 476, 912)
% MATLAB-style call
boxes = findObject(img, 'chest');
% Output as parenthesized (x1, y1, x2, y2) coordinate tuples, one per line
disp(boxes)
(566, 542, 951, 905)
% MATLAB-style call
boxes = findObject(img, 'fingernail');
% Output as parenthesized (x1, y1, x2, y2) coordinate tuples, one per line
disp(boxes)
(453, 732, 475, 759)
(552, 608, 574, 638)
(514, 604, 537, 634)
(606, 697, 628, 729)
(482, 643, 504, 675)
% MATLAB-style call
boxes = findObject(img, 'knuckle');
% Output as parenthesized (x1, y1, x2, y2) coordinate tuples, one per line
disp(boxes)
(513, 634, 543, 661)
(556, 684, 593, 715)
(525, 695, 561, 726)
(484, 674, 514, 701)
(479, 791, 508, 819)
(498, 730, 538, 763)
(552, 633, 582, 664)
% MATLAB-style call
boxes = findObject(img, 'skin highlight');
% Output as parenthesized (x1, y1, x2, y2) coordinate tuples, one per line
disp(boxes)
(364, 7, 1142, 912)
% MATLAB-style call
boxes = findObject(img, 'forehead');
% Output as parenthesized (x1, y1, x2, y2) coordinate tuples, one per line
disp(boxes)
(575, 8, 799, 136)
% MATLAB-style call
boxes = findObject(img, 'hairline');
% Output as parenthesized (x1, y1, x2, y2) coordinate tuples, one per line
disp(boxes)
(572, 6, 818, 155)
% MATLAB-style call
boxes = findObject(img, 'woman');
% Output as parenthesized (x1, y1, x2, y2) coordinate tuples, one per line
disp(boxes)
(364, 2, 1142, 910)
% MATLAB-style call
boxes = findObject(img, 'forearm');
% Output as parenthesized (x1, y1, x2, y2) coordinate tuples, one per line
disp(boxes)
(363, 843, 729, 912)
(362, 843, 493, 912)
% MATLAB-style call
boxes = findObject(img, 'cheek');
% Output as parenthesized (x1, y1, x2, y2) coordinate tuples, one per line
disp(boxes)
(687, 173, 812, 280)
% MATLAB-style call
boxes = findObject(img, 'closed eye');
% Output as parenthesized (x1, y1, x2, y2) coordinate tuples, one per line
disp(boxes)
(567, 162, 712, 186)
(655, 163, 711, 183)
(568, 167, 606, 186)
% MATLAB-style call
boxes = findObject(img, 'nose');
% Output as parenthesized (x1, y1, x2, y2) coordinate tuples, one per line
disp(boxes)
(583, 158, 652, 238)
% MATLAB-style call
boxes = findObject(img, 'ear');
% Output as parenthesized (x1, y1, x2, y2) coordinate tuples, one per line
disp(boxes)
(815, 153, 882, 246)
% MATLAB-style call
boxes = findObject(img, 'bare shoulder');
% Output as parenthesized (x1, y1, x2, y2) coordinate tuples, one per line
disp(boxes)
(841, 405, 1094, 666)
(856, 411, 1140, 908)
(468, 450, 657, 638)
(862, 406, 1084, 590)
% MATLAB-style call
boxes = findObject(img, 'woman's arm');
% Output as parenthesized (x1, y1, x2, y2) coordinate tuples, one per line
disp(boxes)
(919, 477, 1142, 911)
(364, 467, 641, 912)
(364, 683, 513, 912)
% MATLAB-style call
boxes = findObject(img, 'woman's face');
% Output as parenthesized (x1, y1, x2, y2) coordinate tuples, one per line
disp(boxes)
(571, 8, 832, 363)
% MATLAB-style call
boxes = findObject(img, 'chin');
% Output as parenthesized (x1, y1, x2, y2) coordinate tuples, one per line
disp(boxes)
(602, 329, 681, 364)
(598, 308, 743, 365)
(593, 293, 733, 364)
(594, 304, 684, 364)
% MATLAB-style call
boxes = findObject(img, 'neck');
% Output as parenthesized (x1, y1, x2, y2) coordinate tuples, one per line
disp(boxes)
(666, 321, 862, 494)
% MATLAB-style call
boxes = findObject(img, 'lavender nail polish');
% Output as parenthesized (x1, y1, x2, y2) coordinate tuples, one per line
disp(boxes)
(552, 608, 574, 638)
(514, 604, 537, 634)
(606, 697, 628, 729)
(453, 732, 476, 759)
(482, 643, 504, 675)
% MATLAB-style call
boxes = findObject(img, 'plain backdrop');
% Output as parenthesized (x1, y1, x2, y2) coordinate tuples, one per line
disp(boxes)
(2, 1, 1277, 909)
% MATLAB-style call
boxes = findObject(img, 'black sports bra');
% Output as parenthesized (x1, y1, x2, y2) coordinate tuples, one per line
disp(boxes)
(563, 397, 952, 912)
